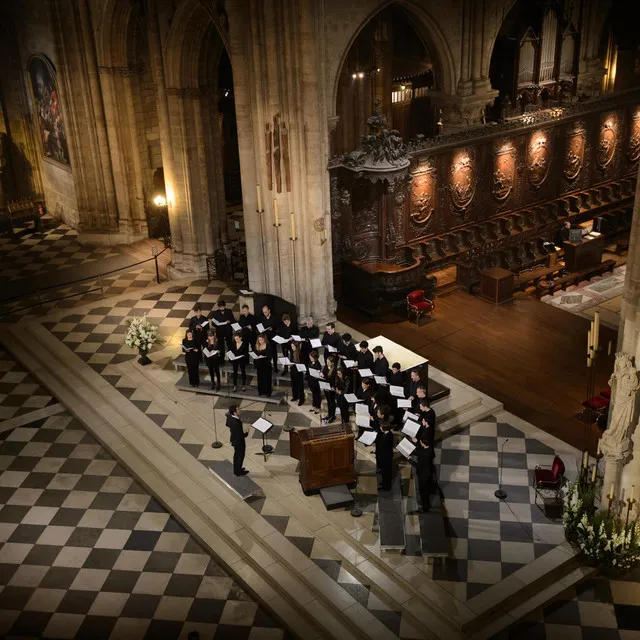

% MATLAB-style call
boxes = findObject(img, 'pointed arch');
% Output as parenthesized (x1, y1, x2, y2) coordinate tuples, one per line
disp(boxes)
(331, 0, 457, 115)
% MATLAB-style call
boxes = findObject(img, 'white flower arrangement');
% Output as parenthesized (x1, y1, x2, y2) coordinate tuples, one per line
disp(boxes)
(563, 478, 640, 572)
(124, 314, 164, 354)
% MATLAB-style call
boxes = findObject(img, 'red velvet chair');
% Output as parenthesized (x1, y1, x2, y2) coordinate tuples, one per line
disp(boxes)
(600, 387, 612, 400)
(406, 290, 434, 325)
(533, 455, 565, 507)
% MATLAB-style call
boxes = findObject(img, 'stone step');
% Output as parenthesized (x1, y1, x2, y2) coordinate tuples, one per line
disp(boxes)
(175, 371, 286, 404)
(466, 545, 589, 638)
(173, 354, 293, 383)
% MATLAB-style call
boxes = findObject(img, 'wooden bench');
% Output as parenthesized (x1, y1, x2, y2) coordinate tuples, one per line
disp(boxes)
(515, 262, 565, 291)
(615, 235, 630, 255)
(536, 259, 616, 298)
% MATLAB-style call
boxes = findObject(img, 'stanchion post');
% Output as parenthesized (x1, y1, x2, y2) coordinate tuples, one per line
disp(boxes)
(152, 246, 160, 283)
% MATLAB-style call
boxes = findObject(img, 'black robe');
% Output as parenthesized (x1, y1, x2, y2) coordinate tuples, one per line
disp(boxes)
(238, 312, 257, 345)
(254, 343, 273, 396)
(300, 324, 320, 363)
(182, 338, 200, 386)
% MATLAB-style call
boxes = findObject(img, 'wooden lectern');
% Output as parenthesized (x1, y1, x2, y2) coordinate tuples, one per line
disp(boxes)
(289, 424, 355, 493)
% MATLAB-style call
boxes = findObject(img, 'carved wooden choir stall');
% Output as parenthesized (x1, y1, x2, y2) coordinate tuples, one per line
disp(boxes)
(329, 89, 640, 314)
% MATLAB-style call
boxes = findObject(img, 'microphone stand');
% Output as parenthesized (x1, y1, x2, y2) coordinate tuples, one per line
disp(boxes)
(211, 398, 222, 449)
(495, 438, 509, 500)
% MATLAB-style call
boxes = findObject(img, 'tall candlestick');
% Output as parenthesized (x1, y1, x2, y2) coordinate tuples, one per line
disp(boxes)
(608, 482, 615, 500)
(587, 356, 592, 368)
(631, 485, 636, 504)
(587, 329, 592, 355)
(256, 184, 263, 212)
(597, 439, 601, 456)
(290, 211, 296, 240)
(591, 464, 597, 483)
(593, 311, 600, 350)
(582, 450, 588, 469)
(608, 341, 612, 356)
(273, 199, 279, 226)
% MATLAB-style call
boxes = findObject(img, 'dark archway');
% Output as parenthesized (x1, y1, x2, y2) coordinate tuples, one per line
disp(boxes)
(334, 3, 438, 155)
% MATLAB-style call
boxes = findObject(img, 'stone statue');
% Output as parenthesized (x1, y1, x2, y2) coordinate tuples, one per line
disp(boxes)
(603, 353, 640, 448)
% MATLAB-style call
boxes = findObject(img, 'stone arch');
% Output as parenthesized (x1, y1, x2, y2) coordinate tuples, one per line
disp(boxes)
(94, 0, 134, 68)
(331, 0, 457, 117)
(483, 0, 519, 80)
(163, 0, 227, 90)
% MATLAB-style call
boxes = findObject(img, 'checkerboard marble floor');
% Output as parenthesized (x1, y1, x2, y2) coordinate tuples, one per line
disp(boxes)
(0, 406, 291, 640)
(2, 268, 160, 321)
(492, 569, 640, 639)
(32, 278, 581, 606)
(0, 224, 122, 283)
(0, 348, 58, 422)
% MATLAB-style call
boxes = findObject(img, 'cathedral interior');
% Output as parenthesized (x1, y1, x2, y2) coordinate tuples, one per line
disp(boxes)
(1, 0, 640, 639)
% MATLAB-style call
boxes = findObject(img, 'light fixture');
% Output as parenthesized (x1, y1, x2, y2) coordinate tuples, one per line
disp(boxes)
(377, 68, 381, 72)
(153, 194, 167, 207)
(224, 89, 230, 98)
(352, 73, 357, 79)
(400, 85, 406, 90)
(358, 72, 364, 79)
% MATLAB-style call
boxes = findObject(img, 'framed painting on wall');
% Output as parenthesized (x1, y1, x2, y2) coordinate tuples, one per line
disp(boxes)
(27, 54, 70, 168)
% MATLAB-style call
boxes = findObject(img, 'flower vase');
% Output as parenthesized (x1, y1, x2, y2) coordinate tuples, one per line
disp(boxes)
(138, 348, 152, 366)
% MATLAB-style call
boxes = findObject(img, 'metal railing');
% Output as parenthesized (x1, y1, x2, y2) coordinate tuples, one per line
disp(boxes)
(0, 246, 170, 318)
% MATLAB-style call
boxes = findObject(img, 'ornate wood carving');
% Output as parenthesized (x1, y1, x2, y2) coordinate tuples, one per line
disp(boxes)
(273, 114, 282, 193)
(628, 109, 640, 163)
(492, 143, 516, 201)
(449, 150, 476, 213)
(565, 125, 586, 180)
(265, 123, 273, 191)
(410, 165, 436, 226)
(598, 114, 617, 169)
(282, 122, 291, 192)
(527, 131, 550, 187)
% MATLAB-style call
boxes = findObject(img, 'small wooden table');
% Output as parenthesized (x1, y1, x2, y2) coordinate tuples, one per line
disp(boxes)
(563, 234, 604, 272)
(479, 267, 514, 304)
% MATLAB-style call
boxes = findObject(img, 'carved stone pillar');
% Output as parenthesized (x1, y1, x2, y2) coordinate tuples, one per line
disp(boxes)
(227, 0, 336, 323)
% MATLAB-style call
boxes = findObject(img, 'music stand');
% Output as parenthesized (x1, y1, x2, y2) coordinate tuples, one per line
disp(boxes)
(252, 416, 274, 457)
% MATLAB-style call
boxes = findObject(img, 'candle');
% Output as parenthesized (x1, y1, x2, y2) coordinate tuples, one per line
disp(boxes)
(582, 450, 588, 469)
(587, 356, 592, 368)
(608, 482, 615, 500)
(273, 199, 279, 226)
(631, 485, 636, 504)
(593, 311, 600, 350)
(256, 184, 263, 212)
(587, 330, 592, 355)
(608, 341, 612, 356)
(290, 211, 296, 240)
(597, 439, 601, 456)
(591, 464, 597, 483)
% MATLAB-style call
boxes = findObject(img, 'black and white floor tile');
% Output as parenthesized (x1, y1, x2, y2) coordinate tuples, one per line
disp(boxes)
(492, 569, 640, 639)
(0, 349, 58, 422)
(0, 224, 121, 283)
(0, 407, 291, 640)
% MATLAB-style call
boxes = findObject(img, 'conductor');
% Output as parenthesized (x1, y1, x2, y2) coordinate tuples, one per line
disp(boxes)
(226, 405, 249, 476)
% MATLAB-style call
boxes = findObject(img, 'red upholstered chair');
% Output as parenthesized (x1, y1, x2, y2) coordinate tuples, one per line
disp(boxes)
(600, 387, 612, 400)
(406, 291, 434, 325)
(582, 395, 609, 411)
(533, 455, 565, 506)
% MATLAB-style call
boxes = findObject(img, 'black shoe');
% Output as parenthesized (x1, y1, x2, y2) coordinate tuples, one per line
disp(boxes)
(216, 384, 221, 391)
(238, 469, 249, 476)
(211, 383, 215, 390)
(298, 400, 305, 406)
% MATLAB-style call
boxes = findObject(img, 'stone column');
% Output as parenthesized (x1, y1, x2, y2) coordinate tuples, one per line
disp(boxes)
(147, 0, 183, 258)
(51, 0, 121, 235)
(617, 168, 640, 508)
(227, 0, 336, 322)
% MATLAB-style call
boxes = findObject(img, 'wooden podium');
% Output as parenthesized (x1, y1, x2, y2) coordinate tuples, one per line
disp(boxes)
(563, 235, 604, 272)
(479, 267, 514, 304)
(289, 424, 355, 492)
